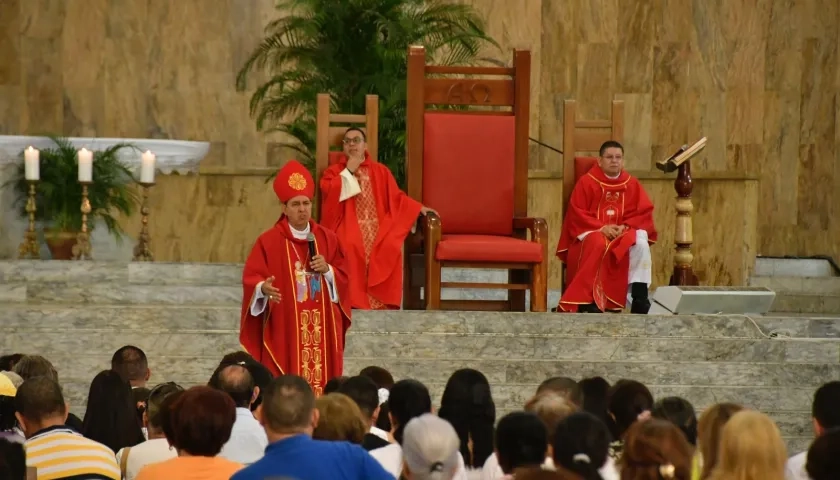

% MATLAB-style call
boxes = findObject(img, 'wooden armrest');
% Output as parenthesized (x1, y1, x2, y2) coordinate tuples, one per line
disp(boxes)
(513, 217, 548, 245)
(421, 212, 442, 244)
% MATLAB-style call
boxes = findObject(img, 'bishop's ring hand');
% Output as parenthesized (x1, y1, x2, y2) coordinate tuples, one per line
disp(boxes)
(261, 276, 282, 303)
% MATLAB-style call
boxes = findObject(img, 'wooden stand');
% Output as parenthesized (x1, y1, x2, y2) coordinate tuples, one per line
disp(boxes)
(670, 161, 699, 286)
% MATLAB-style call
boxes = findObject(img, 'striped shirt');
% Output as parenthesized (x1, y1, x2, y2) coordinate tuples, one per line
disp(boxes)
(25, 425, 120, 480)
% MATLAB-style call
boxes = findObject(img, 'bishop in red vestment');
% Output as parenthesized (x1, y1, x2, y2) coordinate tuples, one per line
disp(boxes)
(240, 160, 352, 395)
(557, 141, 657, 314)
(320, 127, 435, 310)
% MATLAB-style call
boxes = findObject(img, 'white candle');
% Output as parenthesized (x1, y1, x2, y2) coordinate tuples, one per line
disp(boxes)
(24, 146, 39, 181)
(140, 150, 156, 183)
(78, 148, 93, 182)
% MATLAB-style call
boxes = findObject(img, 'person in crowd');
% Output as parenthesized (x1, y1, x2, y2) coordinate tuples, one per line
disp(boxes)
(11, 355, 83, 431)
(15, 377, 120, 479)
(240, 160, 352, 392)
(0, 438, 26, 480)
(482, 392, 578, 479)
(116, 382, 183, 480)
(313, 393, 367, 444)
(0, 373, 23, 443)
(370, 379, 470, 479)
(81, 370, 146, 453)
(805, 427, 840, 480)
(537, 377, 584, 407)
(231, 375, 394, 480)
(209, 363, 268, 465)
(402, 414, 462, 480)
(319, 127, 435, 310)
(360, 365, 395, 433)
(495, 412, 549, 478)
(0, 354, 23, 372)
(111, 345, 152, 388)
(706, 410, 786, 480)
(135, 386, 242, 480)
(325, 376, 350, 394)
(511, 468, 586, 480)
(212, 351, 274, 410)
(578, 377, 611, 427)
(696, 403, 743, 480)
(553, 411, 618, 480)
(619, 418, 693, 480)
(652, 397, 697, 446)
(606, 380, 654, 460)
(786, 381, 840, 480)
(555, 140, 657, 314)
(438, 368, 496, 469)
(338, 375, 391, 450)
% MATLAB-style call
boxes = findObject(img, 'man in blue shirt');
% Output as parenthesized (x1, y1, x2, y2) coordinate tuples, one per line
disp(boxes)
(231, 375, 395, 480)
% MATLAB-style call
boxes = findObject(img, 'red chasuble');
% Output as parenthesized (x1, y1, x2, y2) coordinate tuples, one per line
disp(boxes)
(240, 217, 352, 395)
(320, 152, 422, 310)
(556, 165, 657, 312)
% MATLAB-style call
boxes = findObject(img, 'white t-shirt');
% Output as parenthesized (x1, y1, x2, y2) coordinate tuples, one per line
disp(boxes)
(116, 438, 177, 480)
(481, 452, 619, 480)
(786, 451, 810, 480)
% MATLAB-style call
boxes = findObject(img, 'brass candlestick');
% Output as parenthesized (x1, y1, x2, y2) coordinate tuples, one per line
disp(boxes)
(72, 182, 93, 260)
(18, 181, 39, 259)
(132, 182, 154, 262)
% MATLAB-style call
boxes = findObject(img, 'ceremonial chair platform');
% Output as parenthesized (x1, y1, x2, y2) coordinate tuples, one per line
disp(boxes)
(2, 259, 839, 452)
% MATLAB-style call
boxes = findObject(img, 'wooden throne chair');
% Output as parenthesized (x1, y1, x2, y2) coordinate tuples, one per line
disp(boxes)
(402, 45, 548, 312)
(314, 93, 379, 219)
(560, 99, 624, 289)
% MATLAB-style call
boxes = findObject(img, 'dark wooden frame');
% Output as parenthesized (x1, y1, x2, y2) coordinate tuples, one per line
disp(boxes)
(403, 45, 548, 312)
(314, 93, 379, 219)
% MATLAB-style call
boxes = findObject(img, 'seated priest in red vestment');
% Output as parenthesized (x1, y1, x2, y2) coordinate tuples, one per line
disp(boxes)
(240, 160, 352, 395)
(556, 141, 657, 314)
(319, 127, 436, 310)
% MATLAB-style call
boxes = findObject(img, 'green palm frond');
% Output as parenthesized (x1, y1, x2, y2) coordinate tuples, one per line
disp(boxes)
(236, 0, 498, 187)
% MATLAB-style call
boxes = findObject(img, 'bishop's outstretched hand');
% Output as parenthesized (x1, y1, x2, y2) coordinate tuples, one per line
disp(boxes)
(261, 276, 281, 302)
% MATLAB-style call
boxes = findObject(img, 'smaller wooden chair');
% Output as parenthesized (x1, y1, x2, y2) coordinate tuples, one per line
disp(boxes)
(314, 93, 379, 219)
(560, 99, 624, 288)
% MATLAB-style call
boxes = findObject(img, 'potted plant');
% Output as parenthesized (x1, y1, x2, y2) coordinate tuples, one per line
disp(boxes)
(7, 136, 140, 259)
(235, 0, 498, 187)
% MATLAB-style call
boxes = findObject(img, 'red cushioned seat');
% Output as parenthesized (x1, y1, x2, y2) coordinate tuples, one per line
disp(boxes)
(574, 156, 598, 184)
(435, 234, 544, 263)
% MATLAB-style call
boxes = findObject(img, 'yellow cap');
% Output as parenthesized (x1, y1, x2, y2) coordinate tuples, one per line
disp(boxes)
(0, 373, 17, 397)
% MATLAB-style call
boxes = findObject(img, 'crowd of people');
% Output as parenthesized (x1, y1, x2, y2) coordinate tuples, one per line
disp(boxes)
(0, 346, 837, 480)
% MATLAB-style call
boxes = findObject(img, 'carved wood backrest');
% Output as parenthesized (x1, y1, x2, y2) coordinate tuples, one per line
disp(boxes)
(406, 45, 531, 234)
(561, 99, 624, 213)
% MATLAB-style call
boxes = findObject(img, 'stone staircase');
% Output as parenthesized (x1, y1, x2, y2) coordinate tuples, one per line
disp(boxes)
(1, 260, 839, 452)
(750, 257, 840, 314)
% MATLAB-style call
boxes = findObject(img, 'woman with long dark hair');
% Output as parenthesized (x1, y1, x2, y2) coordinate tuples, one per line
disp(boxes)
(81, 370, 145, 452)
(437, 369, 495, 469)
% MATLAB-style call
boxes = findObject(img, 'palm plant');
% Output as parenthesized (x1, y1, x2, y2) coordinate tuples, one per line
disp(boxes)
(8, 136, 140, 239)
(235, 0, 498, 187)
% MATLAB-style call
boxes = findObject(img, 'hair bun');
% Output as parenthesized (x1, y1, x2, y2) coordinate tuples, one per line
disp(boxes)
(572, 453, 591, 464)
(659, 464, 675, 478)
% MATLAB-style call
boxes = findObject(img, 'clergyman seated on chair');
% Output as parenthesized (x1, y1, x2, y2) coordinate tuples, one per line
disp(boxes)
(319, 127, 436, 310)
(556, 141, 657, 314)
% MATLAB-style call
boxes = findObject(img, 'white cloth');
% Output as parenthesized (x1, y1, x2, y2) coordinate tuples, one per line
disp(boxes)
(370, 443, 469, 480)
(250, 223, 339, 316)
(785, 451, 809, 480)
(480, 453, 618, 480)
(339, 168, 362, 201)
(218, 407, 269, 465)
(370, 426, 389, 441)
(116, 438, 177, 480)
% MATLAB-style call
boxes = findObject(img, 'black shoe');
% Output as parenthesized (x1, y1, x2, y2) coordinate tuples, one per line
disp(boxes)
(579, 303, 603, 313)
(630, 283, 651, 314)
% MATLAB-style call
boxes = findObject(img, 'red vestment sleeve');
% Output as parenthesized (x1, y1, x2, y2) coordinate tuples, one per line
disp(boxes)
(319, 165, 345, 230)
(314, 223, 353, 337)
(240, 236, 269, 360)
(556, 177, 606, 261)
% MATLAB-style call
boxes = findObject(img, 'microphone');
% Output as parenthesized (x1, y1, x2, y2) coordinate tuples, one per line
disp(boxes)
(307, 233, 317, 269)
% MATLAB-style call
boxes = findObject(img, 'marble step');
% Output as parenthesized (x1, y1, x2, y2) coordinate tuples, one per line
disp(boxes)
(754, 257, 836, 278)
(771, 293, 840, 314)
(0, 260, 243, 286)
(0, 283, 242, 305)
(749, 276, 840, 296)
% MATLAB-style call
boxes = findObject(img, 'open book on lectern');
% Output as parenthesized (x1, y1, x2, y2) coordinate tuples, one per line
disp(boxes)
(656, 137, 707, 173)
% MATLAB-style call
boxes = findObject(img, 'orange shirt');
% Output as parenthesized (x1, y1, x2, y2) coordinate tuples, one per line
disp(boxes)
(135, 455, 242, 480)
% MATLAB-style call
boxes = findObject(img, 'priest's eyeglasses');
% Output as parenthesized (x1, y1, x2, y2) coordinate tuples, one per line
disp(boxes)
(342, 137, 363, 145)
